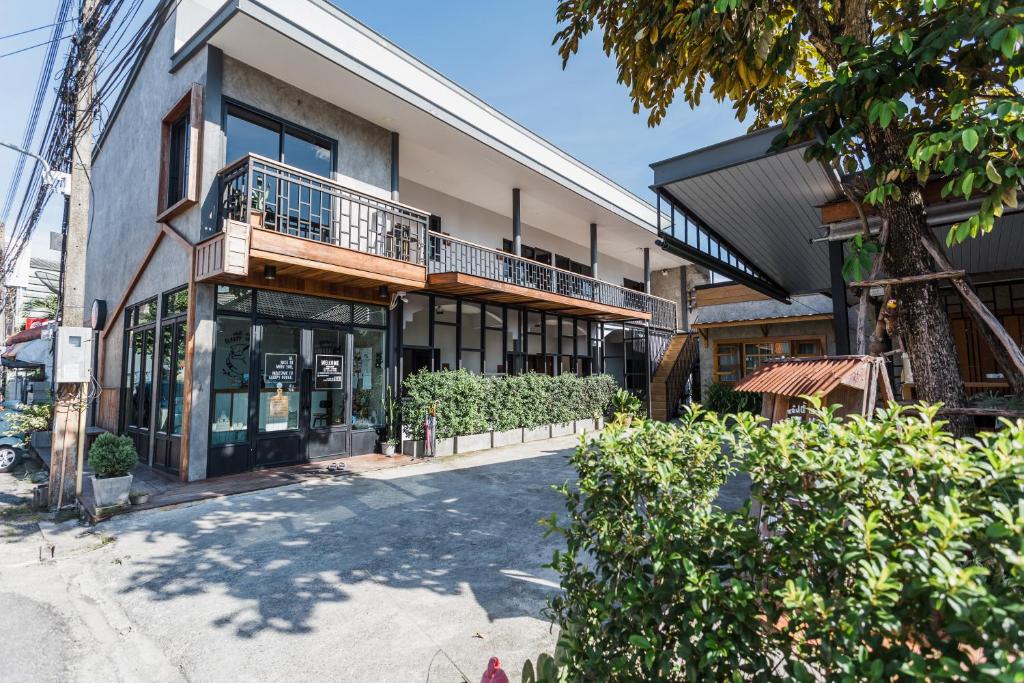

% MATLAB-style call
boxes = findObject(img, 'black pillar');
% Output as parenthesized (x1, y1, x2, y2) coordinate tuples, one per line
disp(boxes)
(590, 223, 598, 277)
(390, 132, 400, 202)
(829, 239, 851, 355)
(512, 188, 522, 256)
(643, 247, 651, 294)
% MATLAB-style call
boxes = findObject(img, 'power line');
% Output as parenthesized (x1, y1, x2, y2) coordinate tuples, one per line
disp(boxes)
(0, 17, 74, 42)
(0, 33, 73, 61)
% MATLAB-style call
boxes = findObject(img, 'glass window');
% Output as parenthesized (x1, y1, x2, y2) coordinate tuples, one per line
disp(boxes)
(216, 285, 253, 314)
(715, 344, 741, 383)
(172, 322, 186, 434)
(402, 294, 430, 346)
(283, 129, 332, 177)
(162, 287, 188, 317)
(312, 329, 347, 429)
(258, 325, 301, 433)
(136, 299, 157, 325)
(352, 327, 385, 430)
(157, 325, 174, 433)
(744, 341, 789, 374)
(461, 301, 481, 349)
(167, 112, 190, 205)
(434, 297, 456, 324)
(211, 316, 251, 445)
(794, 340, 822, 357)
(436, 324, 457, 371)
(225, 107, 279, 163)
(484, 329, 503, 374)
(461, 349, 481, 373)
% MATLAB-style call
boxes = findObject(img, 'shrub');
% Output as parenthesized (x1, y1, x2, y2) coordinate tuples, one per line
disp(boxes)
(702, 381, 761, 414)
(88, 433, 138, 479)
(400, 370, 619, 438)
(2, 402, 54, 444)
(540, 404, 1024, 681)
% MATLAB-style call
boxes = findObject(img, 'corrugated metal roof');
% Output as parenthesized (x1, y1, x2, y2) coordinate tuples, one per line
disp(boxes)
(735, 356, 879, 397)
(692, 293, 833, 326)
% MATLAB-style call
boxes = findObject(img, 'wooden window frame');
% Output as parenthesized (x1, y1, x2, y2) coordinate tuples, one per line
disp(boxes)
(712, 335, 826, 384)
(157, 84, 203, 222)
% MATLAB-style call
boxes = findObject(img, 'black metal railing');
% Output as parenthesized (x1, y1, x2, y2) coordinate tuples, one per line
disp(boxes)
(664, 332, 701, 418)
(219, 154, 429, 264)
(427, 233, 676, 327)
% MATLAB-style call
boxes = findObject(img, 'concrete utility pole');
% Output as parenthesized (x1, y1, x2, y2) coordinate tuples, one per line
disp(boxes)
(50, 0, 104, 509)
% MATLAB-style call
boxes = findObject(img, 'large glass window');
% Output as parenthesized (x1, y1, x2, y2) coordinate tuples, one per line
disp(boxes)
(225, 104, 334, 178)
(312, 329, 347, 429)
(167, 112, 190, 205)
(122, 299, 157, 434)
(211, 316, 251, 445)
(713, 337, 824, 384)
(352, 327, 385, 430)
(258, 325, 301, 433)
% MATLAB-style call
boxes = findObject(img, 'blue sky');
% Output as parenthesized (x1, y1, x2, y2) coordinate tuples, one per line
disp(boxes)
(0, 0, 748, 256)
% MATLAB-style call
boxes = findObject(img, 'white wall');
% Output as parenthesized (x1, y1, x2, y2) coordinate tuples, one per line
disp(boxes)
(400, 179, 646, 286)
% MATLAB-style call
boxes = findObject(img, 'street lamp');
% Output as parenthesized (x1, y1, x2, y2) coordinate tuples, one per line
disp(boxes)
(0, 141, 70, 196)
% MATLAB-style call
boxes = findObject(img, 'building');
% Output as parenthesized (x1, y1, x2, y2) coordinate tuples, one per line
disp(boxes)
(650, 126, 1024, 397)
(84, 0, 696, 482)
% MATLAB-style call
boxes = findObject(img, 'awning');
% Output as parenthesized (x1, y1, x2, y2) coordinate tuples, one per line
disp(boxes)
(2, 338, 51, 369)
(736, 356, 881, 397)
(692, 293, 833, 329)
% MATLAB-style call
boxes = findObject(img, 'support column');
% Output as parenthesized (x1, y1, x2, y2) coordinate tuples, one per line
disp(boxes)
(643, 248, 651, 294)
(390, 132, 400, 202)
(512, 188, 522, 256)
(829, 240, 851, 355)
(590, 223, 598, 278)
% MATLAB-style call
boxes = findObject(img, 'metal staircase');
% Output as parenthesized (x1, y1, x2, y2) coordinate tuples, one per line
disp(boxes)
(650, 332, 701, 421)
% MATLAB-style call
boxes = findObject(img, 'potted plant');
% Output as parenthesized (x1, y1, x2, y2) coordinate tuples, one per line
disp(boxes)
(88, 433, 137, 508)
(250, 184, 268, 229)
(380, 386, 399, 456)
(128, 489, 150, 506)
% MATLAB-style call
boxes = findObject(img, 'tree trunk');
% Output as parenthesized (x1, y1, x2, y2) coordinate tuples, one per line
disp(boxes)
(879, 189, 972, 434)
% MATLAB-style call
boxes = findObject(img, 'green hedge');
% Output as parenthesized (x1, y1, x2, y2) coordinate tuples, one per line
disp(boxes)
(702, 381, 761, 414)
(401, 370, 618, 439)
(537, 404, 1024, 681)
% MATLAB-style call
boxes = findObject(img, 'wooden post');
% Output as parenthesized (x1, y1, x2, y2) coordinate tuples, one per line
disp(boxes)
(177, 250, 197, 481)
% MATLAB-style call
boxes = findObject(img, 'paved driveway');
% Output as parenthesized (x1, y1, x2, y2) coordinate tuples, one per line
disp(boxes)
(2, 439, 578, 682)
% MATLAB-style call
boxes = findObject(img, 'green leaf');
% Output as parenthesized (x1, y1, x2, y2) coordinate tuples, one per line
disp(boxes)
(1002, 184, 1019, 208)
(962, 171, 975, 197)
(962, 128, 979, 152)
(985, 160, 1001, 184)
(629, 634, 652, 650)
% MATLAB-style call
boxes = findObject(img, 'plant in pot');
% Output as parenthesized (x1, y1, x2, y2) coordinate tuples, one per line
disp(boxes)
(380, 386, 399, 456)
(610, 389, 643, 427)
(250, 184, 268, 229)
(88, 433, 138, 508)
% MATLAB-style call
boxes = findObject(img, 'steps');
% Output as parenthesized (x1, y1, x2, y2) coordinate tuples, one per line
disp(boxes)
(650, 332, 699, 421)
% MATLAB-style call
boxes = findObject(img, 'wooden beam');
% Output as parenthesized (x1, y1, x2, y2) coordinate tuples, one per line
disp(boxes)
(100, 230, 165, 340)
(178, 248, 197, 482)
(848, 270, 966, 288)
(691, 313, 833, 330)
(821, 180, 951, 224)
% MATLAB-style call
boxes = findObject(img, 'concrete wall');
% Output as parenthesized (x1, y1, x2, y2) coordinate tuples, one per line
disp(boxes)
(400, 180, 646, 286)
(651, 267, 684, 331)
(697, 317, 837, 396)
(222, 56, 392, 200)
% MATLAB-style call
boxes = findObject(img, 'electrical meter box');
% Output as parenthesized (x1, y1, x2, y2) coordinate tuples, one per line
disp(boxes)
(55, 327, 93, 384)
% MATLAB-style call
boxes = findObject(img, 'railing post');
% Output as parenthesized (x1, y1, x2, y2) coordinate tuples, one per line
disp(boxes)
(245, 159, 254, 226)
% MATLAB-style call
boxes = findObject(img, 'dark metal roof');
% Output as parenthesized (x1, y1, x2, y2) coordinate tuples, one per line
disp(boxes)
(692, 294, 833, 326)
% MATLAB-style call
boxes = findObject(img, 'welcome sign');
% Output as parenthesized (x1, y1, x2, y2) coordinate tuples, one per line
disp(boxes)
(315, 354, 344, 389)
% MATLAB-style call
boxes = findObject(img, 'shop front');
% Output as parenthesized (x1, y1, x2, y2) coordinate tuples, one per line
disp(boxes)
(207, 286, 388, 477)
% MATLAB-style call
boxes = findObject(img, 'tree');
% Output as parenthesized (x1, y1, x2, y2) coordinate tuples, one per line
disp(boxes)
(554, 0, 1024, 422)
(23, 293, 58, 320)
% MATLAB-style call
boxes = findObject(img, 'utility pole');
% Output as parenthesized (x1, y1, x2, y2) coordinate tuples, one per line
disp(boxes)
(50, 0, 105, 509)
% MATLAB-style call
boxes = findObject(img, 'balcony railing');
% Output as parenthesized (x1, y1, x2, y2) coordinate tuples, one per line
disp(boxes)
(219, 154, 430, 264)
(215, 155, 676, 329)
(427, 233, 677, 329)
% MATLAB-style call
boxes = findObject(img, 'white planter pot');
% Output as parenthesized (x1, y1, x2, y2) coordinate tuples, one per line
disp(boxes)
(574, 418, 594, 434)
(402, 438, 454, 457)
(402, 439, 424, 457)
(435, 437, 454, 457)
(491, 428, 523, 448)
(455, 432, 491, 454)
(550, 422, 574, 438)
(523, 426, 549, 443)
(90, 473, 132, 508)
(596, 417, 605, 430)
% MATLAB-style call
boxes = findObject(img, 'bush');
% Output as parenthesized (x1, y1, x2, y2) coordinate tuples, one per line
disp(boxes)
(702, 381, 761, 414)
(2, 402, 53, 444)
(88, 433, 138, 479)
(540, 404, 1024, 681)
(400, 370, 619, 439)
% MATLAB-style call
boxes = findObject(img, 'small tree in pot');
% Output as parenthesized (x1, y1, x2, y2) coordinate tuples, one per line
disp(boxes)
(380, 385, 399, 456)
(88, 433, 137, 508)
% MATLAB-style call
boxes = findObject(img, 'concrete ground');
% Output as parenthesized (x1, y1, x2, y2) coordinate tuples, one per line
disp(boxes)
(0, 437, 582, 683)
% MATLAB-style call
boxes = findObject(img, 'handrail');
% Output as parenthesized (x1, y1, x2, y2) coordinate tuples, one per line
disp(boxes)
(218, 154, 430, 265)
(664, 332, 700, 418)
(427, 232, 676, 326)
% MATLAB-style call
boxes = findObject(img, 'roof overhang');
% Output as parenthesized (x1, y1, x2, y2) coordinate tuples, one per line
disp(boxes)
(166, 0, 686, 271)
(651, 125, 843, 300)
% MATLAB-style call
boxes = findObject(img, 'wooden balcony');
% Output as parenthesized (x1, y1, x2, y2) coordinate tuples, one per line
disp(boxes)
(196, 154, 676, 328)
(195, 154, 430, 296)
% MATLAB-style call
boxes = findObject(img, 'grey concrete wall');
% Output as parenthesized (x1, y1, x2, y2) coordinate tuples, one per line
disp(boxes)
(697, 318, 837, 396)
(87, 15, 206, 389)
(221, 56, 392, 199)
(186, 283, 216, 481)
(651, 267, 684, 331)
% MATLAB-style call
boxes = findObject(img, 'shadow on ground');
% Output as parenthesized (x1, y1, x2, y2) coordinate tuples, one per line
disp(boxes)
(112, 447, 576, 642)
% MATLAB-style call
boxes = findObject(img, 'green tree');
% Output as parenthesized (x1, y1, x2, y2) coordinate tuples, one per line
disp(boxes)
(554, 0, 1024, 421)
(23, 293, 58, 320)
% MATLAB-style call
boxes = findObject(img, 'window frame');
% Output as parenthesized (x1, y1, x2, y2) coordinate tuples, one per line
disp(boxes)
(157, 84, 203, 221)
(223, 99, 337, 179)
(712, 335, 826, 384)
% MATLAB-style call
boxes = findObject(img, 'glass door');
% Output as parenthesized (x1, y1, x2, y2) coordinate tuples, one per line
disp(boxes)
(307, 328, 350, 460)
(254, 323, 305, 467)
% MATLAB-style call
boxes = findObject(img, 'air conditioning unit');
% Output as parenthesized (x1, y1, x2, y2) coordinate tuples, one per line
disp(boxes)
(55, 327, 93, 384)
